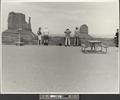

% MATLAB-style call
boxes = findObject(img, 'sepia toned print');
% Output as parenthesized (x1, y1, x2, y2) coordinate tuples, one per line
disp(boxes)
(2, 1, 119, 93)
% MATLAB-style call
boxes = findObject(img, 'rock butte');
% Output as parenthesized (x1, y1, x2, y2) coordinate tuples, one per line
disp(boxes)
(2, 12, 36, 44)
(2, 12, 93, 45)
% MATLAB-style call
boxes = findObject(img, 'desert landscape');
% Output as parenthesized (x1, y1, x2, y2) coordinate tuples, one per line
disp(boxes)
(2, 45, 118, 93)
(2, 2, 119, 93)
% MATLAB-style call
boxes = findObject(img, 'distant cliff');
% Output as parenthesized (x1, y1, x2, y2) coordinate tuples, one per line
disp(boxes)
(2, 12, 37, 44)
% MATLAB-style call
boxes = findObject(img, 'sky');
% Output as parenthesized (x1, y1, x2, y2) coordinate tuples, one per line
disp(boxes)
(1, 0, 119, 38)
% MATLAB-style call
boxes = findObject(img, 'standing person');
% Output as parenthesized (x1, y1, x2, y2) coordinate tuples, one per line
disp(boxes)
(74, 27, 80, 46)
(64, 28, 71, 46)
(43, 27, 49, 45)
(114, 28, 119, 47)
(37, 27, 42, 45)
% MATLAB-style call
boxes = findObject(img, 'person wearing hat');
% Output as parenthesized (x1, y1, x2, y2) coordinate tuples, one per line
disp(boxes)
(37, 27, 42, 45)
(64, 28, 71, 46)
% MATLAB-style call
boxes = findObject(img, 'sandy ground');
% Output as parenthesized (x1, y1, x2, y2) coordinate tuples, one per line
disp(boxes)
(2, 45, 119, 93)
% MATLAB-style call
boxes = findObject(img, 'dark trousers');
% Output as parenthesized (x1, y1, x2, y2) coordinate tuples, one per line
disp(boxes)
(38, 40, 41, 45)
(43, 35, 49, 45)
(74, 37, 79, 46)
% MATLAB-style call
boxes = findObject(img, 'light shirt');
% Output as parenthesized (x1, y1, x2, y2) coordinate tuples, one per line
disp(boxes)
(43, 28, 49, 36)
(37, 30, 42, 40)
(38, 35, 42, 40)
(74, 29, 79, 37)
(64, 29, 71, 37)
